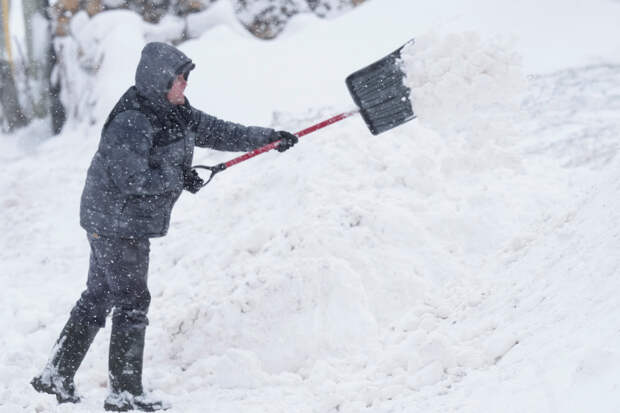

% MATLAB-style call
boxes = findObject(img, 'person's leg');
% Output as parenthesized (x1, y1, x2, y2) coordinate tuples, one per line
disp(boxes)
(32, 233, 112, 403)
(102, 237, 168, 411)
(108, 237, 151, 396)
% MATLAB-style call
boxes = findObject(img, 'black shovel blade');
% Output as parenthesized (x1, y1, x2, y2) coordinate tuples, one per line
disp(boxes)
(346, 41, 415, 135)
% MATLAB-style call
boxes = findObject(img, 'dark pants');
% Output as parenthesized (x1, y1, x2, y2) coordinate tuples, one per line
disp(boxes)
(73, 233, 151, 329)
(48, 233, 152, 393)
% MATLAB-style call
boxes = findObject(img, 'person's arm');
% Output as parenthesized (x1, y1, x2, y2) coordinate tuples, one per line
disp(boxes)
(190, 107, 277, 152)
(104, 111, 183, 195)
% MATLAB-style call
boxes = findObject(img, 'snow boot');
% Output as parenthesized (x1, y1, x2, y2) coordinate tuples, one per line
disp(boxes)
(31, 372, 80, 404)
(104, 391, 170, 412)
(104, 310, 169, 412)
(31, 313, 100, 403)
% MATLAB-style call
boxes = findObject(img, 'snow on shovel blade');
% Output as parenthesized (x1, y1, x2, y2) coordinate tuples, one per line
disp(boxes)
(346, 40, 415, 135)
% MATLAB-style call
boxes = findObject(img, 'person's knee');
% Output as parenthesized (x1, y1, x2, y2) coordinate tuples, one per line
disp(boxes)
(115, 286, 151, 311)
(72, 290, 111, 328)
(112, 307, 149, 329)
(112, 287, 151, 327)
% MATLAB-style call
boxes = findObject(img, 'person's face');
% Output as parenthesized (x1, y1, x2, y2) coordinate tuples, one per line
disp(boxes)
(167, 73, 187, 105)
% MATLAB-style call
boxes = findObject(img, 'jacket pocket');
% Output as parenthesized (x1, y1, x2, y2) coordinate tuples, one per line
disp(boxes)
(123, 194, 168, 218)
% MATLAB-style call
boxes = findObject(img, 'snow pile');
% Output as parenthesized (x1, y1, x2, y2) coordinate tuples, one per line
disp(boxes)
(401, 32, 525, 131)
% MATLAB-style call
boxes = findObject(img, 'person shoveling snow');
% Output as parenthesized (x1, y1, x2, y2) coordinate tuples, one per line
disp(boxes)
(30, 42, 298, 412)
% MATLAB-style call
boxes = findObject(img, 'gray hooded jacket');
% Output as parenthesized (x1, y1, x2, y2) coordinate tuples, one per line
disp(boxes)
(80, 42, 276, 238)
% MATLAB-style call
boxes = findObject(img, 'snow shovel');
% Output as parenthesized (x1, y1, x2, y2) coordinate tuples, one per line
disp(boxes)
(193, 40, 416, 186)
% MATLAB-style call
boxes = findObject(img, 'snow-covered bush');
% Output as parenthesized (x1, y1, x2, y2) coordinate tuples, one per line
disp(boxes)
(235, 0, 362, 38)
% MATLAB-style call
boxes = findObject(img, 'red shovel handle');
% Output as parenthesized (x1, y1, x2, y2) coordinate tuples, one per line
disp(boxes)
(225, 109, 359, 168)
(193, 109, 359, 186)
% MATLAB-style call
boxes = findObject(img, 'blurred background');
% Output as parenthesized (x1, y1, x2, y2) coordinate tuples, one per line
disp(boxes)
(0, 0, 366, 135)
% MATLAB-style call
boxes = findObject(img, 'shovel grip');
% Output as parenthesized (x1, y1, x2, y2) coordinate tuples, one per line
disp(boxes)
(224, 110, 359, 168)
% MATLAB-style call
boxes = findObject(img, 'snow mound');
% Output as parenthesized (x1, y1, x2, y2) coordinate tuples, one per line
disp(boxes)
(149, 33, 535, 387)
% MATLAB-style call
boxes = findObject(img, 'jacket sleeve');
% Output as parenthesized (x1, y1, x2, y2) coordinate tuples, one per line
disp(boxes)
(190, 107, 277, 152)
(104, 111, 183, 196)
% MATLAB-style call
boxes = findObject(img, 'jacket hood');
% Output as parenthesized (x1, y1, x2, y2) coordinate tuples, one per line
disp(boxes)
(135, 42, 195, 110)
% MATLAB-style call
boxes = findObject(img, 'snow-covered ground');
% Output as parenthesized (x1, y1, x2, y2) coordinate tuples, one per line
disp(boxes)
(1, 0, 620, 412)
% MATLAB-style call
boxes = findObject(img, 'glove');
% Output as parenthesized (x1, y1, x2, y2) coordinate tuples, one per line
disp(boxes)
(183, 168, 204, 194)
(274, 130, 298, 152)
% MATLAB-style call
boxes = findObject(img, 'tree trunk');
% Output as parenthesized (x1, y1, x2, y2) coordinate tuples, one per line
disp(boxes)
(22, 0, 65, 134)
(0, 60, 28, 131)
(22, 0, 50, 118)
(48, 42, 65, 134)
(0, 0, 28, 131)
